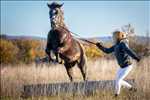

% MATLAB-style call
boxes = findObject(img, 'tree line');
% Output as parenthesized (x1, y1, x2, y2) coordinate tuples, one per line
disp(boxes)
(0, 36, 149, 65)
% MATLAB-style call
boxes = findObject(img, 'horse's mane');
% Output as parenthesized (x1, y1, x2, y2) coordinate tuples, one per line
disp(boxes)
(51, 7, 67, 29)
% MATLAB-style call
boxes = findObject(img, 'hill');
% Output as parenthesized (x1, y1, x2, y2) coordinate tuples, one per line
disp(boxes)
(0, 34, 149, 64)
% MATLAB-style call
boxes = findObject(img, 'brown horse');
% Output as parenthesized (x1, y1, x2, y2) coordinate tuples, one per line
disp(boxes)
(45, 2, 87, 81)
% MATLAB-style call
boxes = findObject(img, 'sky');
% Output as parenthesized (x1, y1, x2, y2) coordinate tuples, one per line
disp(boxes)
(1, 1, 149, 38)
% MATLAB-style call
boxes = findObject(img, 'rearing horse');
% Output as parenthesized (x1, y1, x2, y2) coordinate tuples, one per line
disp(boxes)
(45, 2, 87, 81)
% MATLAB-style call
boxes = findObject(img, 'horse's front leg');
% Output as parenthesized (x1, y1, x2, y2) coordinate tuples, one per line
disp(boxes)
(55, 52, 63, 64)
(45, 49, 55, 63)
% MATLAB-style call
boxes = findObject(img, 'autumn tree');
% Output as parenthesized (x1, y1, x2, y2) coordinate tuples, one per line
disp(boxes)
(0, 39, 18, 64)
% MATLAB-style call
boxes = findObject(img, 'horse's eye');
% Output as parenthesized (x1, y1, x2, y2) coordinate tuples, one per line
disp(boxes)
(52, 10, 58, 15)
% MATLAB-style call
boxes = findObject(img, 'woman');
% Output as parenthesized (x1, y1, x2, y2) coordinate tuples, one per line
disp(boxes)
(96, 31, 140, 97)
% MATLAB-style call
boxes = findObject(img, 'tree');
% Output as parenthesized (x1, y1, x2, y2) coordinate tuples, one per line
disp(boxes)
(121, 24, 135, 36)
(0, 39, 18, 64)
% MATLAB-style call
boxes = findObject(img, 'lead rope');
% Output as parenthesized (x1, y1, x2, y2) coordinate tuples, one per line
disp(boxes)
(57, 25, 99, 45)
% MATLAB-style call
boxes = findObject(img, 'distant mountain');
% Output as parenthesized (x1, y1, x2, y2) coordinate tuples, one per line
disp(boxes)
(0, 34, 46, 41)
(1, 34, 149, 45)
(0, 34, 112, 42)
(87, 36, 112, 42)
(87, 36, 150, 44)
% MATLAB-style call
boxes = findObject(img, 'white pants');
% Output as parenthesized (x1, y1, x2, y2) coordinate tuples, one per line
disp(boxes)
(115, 65, 133, 94)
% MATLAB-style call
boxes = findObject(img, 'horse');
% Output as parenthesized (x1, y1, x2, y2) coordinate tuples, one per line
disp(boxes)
(45, 2, 87, 81)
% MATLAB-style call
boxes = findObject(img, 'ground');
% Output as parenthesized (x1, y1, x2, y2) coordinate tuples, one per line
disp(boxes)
(1, 57, 150, 100)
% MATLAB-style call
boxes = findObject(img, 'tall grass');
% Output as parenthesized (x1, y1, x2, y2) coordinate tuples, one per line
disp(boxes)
(1, 57, 150, 100)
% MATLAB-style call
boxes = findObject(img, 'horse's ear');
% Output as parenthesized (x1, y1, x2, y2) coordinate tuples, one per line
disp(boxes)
(47, 2, 64, 9)
(60, 3, 64, 7)
(47, 3, 51, 8)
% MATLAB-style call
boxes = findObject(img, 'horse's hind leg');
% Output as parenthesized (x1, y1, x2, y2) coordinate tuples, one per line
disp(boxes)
(64, 63, 73, 82)
(78, 54, 87, 81)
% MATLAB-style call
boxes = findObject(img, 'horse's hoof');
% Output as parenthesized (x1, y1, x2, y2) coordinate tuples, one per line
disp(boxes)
(59, 61, 63, 64)
(84, 79, 88, 82)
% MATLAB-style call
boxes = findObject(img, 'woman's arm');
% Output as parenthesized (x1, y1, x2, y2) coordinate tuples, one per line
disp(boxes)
(121, 42, 140, 62)
(96, 42, 114, 54)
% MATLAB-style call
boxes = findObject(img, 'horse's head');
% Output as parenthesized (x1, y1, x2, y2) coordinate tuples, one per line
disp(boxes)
(47, 2, 65, 29)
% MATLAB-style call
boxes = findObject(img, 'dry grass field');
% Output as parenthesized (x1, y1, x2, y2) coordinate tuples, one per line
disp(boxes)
(1, 57, 150, 100)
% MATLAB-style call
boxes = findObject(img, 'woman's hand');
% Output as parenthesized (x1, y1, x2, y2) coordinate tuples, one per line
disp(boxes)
(96, 42, 103, 47)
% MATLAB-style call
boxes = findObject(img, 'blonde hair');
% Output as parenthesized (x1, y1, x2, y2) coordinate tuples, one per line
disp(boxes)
(113, 31, 127, 44)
